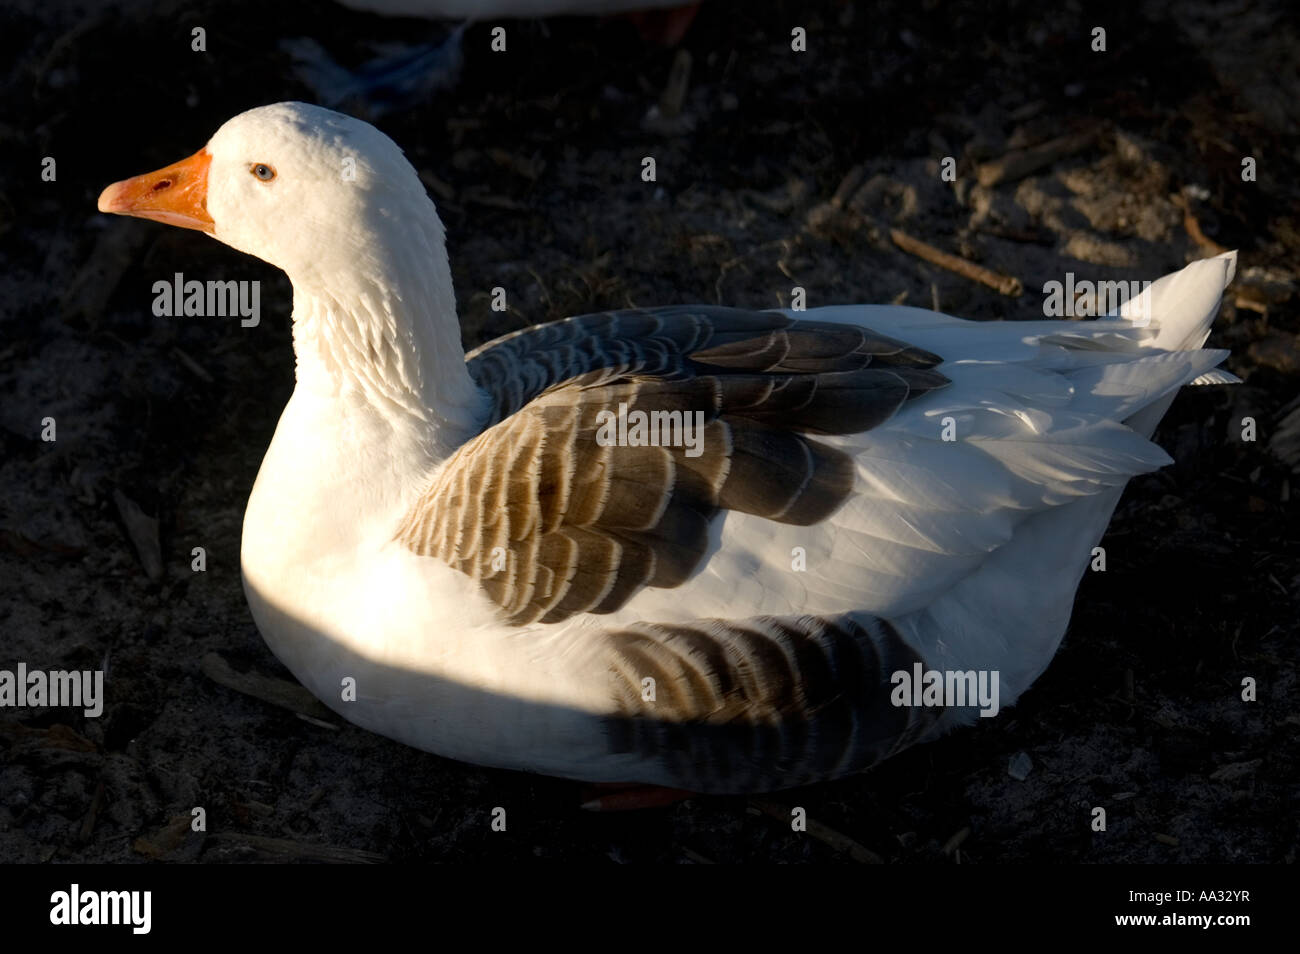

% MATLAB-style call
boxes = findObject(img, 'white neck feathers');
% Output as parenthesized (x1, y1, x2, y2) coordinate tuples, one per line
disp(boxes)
(285, 200, 488, 456)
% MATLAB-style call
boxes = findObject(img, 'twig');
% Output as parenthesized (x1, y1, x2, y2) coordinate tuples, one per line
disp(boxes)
(1234, 294, 1268, 314)
(974, 128, 1096, 188)
(201, 652, 336, 722)
(659, 48, 693, 118)
(132, 814, 195, 859)
(113, 488, 162, 581)
(417, 169, 456, 202)
(748, 799, 884, 863)
(830, 164, 866, 209)
(459, 189, 528, 212)
(891, 229, 1023, 297)
(941, 826, 970, 856)
(1171, 192, 1231, 256)
(171, 346, 214, 383)
(77, 779, 105, 844)
(679, 846, 716, 864)
(206, 832, 386, 863)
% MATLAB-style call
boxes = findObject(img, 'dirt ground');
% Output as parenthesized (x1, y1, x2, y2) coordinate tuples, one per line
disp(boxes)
(1, 0, 1297, 863)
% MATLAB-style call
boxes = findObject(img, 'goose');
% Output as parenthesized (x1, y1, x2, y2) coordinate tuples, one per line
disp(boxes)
(97, 102, 1237, 795)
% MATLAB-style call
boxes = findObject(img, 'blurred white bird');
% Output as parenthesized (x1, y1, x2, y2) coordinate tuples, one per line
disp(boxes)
(281, 28, 465, 119)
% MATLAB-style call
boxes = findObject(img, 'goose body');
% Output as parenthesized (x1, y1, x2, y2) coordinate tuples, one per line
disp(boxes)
(98, 103, 1236, 793)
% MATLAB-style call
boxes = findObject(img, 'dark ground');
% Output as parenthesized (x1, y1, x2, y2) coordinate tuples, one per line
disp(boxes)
(1, 0, 1297, 863)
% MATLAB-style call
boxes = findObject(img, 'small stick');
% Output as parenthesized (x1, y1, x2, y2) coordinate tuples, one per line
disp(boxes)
(679, 846, 716, 864)
(113, 488, 163, 581)
(418, 168, 456, 202)
(891, 229, 1023, 297)
(460, 189, 528, 212)
(830, 164, 866, 209)
(1234, 294, 1268, 315)
(78, 779, 106, 844)
(749, 799, 884, 863)
(975, 129, 1096, 188)
(201, 652, 336, 722)
(132, 814, 195, 860)
(1172, 193, 1231, 256)
(171, 346, 214, 383)
(295, 712, 340, 731)
(659, 48, 693, 119)
(207, 833, 387, 863)
(941, 825, 970, 855)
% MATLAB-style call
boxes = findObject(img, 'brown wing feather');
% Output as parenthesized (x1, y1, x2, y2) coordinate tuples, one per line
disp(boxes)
(602, 613, 942, 792)
(399, 306, 948, 625)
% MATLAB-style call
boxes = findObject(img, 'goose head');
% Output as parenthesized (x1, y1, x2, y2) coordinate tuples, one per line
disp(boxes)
(97, 103, 484, 433)
(98, 101, 441, 286)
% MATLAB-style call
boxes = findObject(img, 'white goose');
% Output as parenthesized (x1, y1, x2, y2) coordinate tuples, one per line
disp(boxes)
(98, 102, 1236, 795)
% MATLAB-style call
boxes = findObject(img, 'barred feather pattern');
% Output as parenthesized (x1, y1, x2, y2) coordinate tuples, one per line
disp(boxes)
(601, 613, 941, 792)
(397, 306, 949, 625)
(465, 305, 946, 425)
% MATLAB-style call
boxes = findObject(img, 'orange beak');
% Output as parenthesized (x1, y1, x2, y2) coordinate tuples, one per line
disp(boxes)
(97, 149, 214, 233)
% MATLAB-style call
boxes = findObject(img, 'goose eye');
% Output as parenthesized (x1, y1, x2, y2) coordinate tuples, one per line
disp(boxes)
(250, 163, 276, 182)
